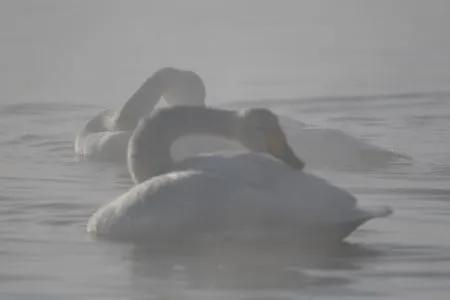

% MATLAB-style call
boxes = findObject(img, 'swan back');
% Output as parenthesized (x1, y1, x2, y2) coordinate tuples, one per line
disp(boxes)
(88, 160, 391, 242)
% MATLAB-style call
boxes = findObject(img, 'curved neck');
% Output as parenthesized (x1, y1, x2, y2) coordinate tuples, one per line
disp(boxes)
(128, 106, 239, 184)
(114, 74, 165, 131)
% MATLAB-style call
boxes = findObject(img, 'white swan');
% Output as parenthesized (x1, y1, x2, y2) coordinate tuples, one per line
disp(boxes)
(75, 67, 407, 169)
(75, 67, 207, 161)
(87, 106, 392, 243)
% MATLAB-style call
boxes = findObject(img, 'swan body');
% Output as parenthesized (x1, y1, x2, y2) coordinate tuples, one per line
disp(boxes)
(76, 67, 407, 169)
(170, 115, 407, 168)
(87, 106, 392, 242)
(75, 109, 132, 160)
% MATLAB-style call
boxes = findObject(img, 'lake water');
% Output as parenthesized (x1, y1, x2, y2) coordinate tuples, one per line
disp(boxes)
(1, 1, 450, 299)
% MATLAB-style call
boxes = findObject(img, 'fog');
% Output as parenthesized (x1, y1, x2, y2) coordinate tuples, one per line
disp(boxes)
(2, 0, 450, 105)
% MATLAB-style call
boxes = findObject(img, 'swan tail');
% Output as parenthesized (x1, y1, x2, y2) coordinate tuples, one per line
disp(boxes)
(322, 205, 393, 242)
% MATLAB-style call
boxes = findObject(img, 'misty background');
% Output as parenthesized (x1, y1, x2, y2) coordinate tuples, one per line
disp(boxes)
(2, 0, 450, 105)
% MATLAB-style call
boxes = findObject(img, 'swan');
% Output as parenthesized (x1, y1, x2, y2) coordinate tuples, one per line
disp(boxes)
(75, 67, 407, 169)
(87, 106, 392, 243)
(75, 67, 207, 161)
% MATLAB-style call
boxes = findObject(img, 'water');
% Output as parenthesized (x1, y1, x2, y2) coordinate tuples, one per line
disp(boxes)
(1, 1, 450, 299)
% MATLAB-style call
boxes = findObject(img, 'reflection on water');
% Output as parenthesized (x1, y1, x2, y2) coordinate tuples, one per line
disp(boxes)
(123, 239, 384, 299)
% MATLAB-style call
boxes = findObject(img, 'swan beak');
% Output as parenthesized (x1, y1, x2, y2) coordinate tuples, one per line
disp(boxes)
(265, 131, 305, 170)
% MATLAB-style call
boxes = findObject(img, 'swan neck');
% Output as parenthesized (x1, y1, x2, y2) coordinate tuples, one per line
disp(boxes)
(115, 75, 165, 131)
(128, 107, 238, 184)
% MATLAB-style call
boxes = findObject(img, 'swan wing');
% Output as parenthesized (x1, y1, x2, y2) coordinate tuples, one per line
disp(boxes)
(272, 171, 391, 222)
(87, 170, 272, 240)
(174, 153, 392, 228)
(173, 152, 292, 185)
(75, 131, 131, 161)
(88, 154, 392, 242)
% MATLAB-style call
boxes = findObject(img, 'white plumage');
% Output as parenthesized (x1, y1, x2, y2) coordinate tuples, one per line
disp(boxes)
(87, 106, 392, 243)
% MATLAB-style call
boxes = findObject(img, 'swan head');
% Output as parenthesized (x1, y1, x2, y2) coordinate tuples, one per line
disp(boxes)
(236, 108, 305, 170)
